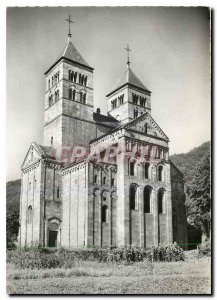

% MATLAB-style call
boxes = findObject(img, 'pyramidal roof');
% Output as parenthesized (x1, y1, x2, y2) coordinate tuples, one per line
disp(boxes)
(106, 67, 151, 97)
(45, 38, 93, 74)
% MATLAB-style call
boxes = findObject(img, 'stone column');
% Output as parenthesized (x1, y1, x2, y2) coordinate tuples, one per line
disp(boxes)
(166, 189, 173, 244)
(165, 163, 173, 244)
(93, 189, 100, 247)
(139, 187, 144, 247)
(44, 220, 48, 247)
(153, 189, 159, 246)
(116, 137, 129, 247)
(109, 194, 112, 248)
(99, 193, 102, 247)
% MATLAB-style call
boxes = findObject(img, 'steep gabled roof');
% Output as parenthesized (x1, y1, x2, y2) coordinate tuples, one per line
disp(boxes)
(21, 142, 57, 169)
(90, 111, 169, 144)
(124, 112, 169, 142)
(106, 67, 151, 97)
(93, 112, 120, 128)
(45, 39, 93, 75)
(37, 144, 56, 159)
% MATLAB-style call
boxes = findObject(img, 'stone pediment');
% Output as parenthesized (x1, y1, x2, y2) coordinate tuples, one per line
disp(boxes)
(124, 112, 169, 141)
(21, 142, 43, 169)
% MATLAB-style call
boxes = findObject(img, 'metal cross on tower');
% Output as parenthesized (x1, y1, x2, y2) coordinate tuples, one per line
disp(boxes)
(65, 15, 75, 38)
(124, 44, 132, 67)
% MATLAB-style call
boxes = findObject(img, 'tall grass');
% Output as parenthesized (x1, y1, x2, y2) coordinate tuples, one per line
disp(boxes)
(7, 243, 185, 270)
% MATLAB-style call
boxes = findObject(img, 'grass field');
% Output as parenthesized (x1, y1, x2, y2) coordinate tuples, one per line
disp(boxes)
(7, 251, 211, 294)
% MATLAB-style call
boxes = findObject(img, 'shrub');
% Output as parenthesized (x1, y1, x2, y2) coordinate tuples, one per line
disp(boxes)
(7, 243, 185, 269)
(199, 239, 211, 256)
(151, 243, 185, 262)
(107, 246, 148, 263)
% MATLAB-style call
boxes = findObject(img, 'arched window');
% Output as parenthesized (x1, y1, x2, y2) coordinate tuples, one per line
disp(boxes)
(69, 88, 72, 100)
(71, 71, 74, 82)
(84, 76, 87, 86)
(158, 189, 164, 214)
(158, 166, 163, 181)
(129, 185, 136, 210)
(134, 109, 138, 118)
(102, 205, 108, 222)
(144, 186, 152, 213)
(55, 90, 59, 102)
(48, 79, 50, 89)
(144, 123, 148, 134)
(94, 175, 97, 184)
(27, 205, 32, 224)
(74, 72, 77, 82)
(80, 92, 83, 102)
(49, 95, 53, 107)
(57, 187, 60, 199)
(129, 161, 135, 176)
(103, 176, 106, 185)
(51, 136, 53, 145)
(144, 163, 150, 179)
(69, 70, 71, 80)
(83, 93, 86, 104)
(72, 89, 76, 101)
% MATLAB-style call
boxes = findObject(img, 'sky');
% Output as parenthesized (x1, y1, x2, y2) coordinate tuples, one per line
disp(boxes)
(6, 6, 210, 181)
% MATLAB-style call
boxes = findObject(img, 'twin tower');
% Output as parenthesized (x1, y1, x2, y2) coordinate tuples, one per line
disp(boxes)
(44, 35, 152, 149)
(18, 29, 187, 249)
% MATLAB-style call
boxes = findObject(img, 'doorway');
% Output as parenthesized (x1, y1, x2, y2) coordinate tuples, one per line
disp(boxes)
(48, 230, 57, 247)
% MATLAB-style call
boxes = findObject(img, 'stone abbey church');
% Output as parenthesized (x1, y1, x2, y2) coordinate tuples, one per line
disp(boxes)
(18, 29, 187, 249)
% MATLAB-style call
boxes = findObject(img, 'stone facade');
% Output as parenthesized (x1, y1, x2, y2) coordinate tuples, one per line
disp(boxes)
(18, 34, 187, 249)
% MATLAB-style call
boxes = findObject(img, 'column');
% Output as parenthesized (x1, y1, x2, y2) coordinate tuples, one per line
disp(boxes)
(99, 193, 102, 247)
(166, 164, 173, 244)
(139, 187, 144, 247)
(44, 220, 48, 247)
(116, 137, 129, 247)
(109, 194, 112, 248)
(153, 189, 159, 246)
(166, 190, 173, 244)
(93, 189, 100, 247)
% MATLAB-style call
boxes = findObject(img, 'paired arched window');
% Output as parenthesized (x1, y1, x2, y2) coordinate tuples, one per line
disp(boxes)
(102, 205, 108, 222)
(69, 88, 76, 101)
(144, 163, 150, 179)
(158, 165, 163, 181)
(27, 205, 33, 224)
(144, 186, 152, 213)
(158, 188, 164, 214)
(134, 109, 138, 118)
(80, 92, 86, 104)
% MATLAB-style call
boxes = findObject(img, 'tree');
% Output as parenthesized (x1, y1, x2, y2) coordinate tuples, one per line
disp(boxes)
(186, 151, 211, 242)
(6, 209, 19, 248)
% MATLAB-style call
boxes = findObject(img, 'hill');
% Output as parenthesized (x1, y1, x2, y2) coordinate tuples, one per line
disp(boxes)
(170, 141, 210, 185)
(6, 179, 21, 212)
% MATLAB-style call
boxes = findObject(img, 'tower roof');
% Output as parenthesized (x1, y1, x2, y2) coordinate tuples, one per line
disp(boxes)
(45, 39, 93, 75)
(106, 67, 151, 97)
